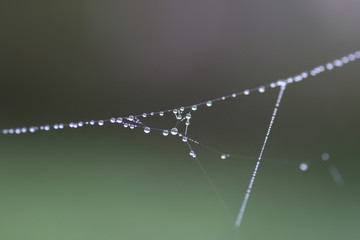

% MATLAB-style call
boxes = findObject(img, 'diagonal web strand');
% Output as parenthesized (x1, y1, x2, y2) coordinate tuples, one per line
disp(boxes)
(186, 142, 234, 220)
(234, 83, 287, 228)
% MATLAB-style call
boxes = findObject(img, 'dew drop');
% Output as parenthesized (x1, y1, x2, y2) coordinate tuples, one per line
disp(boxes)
(258, 86, 265, 93)
(185, 120, 190, 126)
(159, 111, 164, 116)
(21, 128, 27, 133)
(206, 101, 212, 107)
(110, 118, 116, 123)
(144, 127, 150, 134)
(130, 124, 135, 129)
(191, 105, 197, 111)
(141, 113, 147, 118)
(182, 136, 188, 142)
(2, 129, 8, 134)
(244, 90, 250, 95)
(78, 122, 83, 127)
(127, 115, 134, 121)
(189, 150, 196, 158)
(173, 109, 178, 114)
(180, 107, 185, 112)
(150, 112, 154, 116)
(59, 124, 64, 129)
(171, 128, 178, 135)
(221, 154, 226, 160)
(186, 113, 191, 119)
(232, 93, 236, 98)
(90, 120, 95, 125)
(321, 153, 329, 161)
(221, 96, 226, 100)
(270, 82, 276, 88)
(29, 127, 35, 133)
(176, 114, 182, 120)
(162, 130, 169, 136)
(299, 163, 308, 171)
(123, 123, 129, 128)
(44, 125, 50, 131)
(116, 117, 123, 123)
(98, 120, 104, 126)
(9, 129, 14, 134)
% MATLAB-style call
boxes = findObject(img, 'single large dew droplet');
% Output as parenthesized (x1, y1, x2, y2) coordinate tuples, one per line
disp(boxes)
(144, 127, 150, 134)
(186, 113, 191, 119)
(221, 154, 226, 160)
(191, 105, 197, 111)
(162, 130, 169, 136)
(127, 115, 134, 121)
(182, 136, 188, 142)
(206, 101, 212, 107)
(171, 128, 178, 135)
(299, 163, 308, 171)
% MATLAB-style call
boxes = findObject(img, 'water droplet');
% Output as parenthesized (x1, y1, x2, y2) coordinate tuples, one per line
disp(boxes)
(180, 107, 185, 112)
(185, 120, 190, 126)
(326, 63, 333, 70)
(221, 96, 226, 100)
(59, 124, 64, 129)
(2, 129, 8, 134)
(206, 101, 212, 107)
(182, 136, 188, 142)
(159, 111, 164, 116)
(110, 118, 116, 123)
(127, 115, 134, 121)
(8, 129, 14, 134)
(78, 122, 83, 127)
(258, 87, 265, 93)
(150, 112, 154, 116)
(130, 124, 135, 129)
(29, 127, 36, 133)
(123, 123, 129, 128)
(301, 72, 308, 78)
(144, 127, 150, 134)
(44, 125, 50, 131)
(142, 113, 147, 118)
(21, 128, 27, 133)
(162, 130, 169, 136)
(173, 109, 178, 114)
(189, 150, 196, 158)
(116, 117, 123, 123)
(321, 153, 329, 161)
(244, 90, 250, 95)
(299, 163, 308, 171)
(171, 128, 178, 135)
(90, 120, 95, 125)
(232, 93, 236, 98)
(286, 78, 293, 83)
(15, 128, 21, 134)
(186, 113, 191, 119)
(191, 105, 197, 111)
(176, 114, 182, 120)
(98, 120, 104, 126)
(221, 154, 226, 160)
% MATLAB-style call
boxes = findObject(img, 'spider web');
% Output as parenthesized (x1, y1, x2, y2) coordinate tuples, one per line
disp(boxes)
(1, 50, 359, 230)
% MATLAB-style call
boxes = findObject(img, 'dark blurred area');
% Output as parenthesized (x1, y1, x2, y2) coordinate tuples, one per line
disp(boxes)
(1, 1, 359, 239)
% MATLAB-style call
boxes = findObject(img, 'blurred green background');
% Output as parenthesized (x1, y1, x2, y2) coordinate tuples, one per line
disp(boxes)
(1, 0, 360, 239)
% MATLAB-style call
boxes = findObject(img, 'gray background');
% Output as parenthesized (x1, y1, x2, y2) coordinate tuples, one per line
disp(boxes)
(1, 1, 360, 239)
